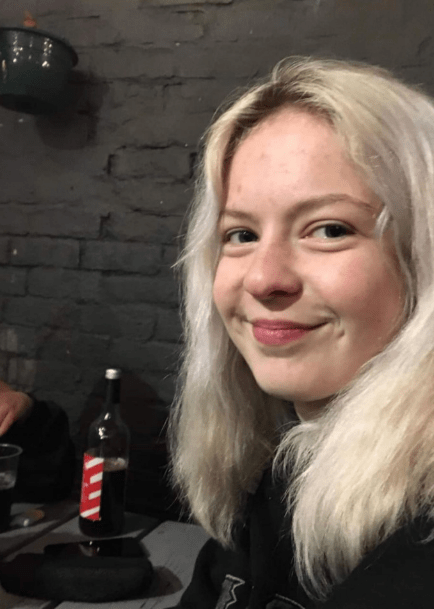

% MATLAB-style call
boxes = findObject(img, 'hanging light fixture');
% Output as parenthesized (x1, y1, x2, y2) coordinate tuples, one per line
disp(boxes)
(0, 12, 78, 115)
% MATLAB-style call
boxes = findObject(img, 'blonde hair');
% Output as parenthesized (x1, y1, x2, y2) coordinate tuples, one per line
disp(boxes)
(169, 57, 434, 600)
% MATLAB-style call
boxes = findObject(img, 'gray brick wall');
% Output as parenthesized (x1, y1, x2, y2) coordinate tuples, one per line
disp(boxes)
(1, 0, 434, 514)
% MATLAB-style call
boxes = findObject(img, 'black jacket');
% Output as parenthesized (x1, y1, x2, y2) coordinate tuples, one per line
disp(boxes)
(177, 469, 434, 609)
(3, 398, 75, 502)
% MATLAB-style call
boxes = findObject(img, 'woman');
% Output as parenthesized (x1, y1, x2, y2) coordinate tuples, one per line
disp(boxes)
(169, 57, 434, 608)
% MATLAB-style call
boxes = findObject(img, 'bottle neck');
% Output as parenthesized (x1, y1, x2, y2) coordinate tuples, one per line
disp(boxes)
(102, 378, 121, 418)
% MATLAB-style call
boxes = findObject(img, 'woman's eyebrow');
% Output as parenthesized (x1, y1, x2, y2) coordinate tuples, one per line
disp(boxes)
(219, 194, 378, 222)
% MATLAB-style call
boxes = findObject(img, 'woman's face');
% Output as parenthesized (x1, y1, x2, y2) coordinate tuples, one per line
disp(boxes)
(213, 108, 405, 420)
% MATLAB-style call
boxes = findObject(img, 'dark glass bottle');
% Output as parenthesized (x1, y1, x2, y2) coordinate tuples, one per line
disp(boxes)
(79, 369, 130, 536)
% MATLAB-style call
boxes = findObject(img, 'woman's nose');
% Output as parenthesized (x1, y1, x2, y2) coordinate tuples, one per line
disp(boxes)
(242, 241, 302, 300)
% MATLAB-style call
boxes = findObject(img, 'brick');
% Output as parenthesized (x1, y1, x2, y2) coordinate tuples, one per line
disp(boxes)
(162, 245, 181, 268)
(89, 47, 175, 79)
(111, 338, 179, 372)
(155, 308, 183, 342)
(164, 79, 240, 114)
(8, 358, 37, 392)
(101, 275, 178, 305)
(0, 238, 9, 264)
(82, 241, 162, 274)
(0, 352, 8, 381)
(0, 205, 30, 235)
(28, 206, 101, 239)
(143, 0, 233, 5)
(0, 268, 26, 296)
(104, 303, 157, 339)
(33, 359, 81, 393)
(119, 111, 212, 148)
(208, 1, 310, 41)
(143, 370, 176, 405)
(0, 326, 37, 356)
(97, 81, 164, 135)
(111, 147, 191, 181)
(4, 297, 81, 329)
(10, 237, 80, 268)
(174, 41, 297, 79)
(0, 150, 112, 204)
(112, 181, 193, 216)
(0, 170, 113, 207)
(107, 213, 183, 245)
(80, 303, 156, 339)
(28, 269, 101, 301)
(38, 331, 111, 366)
(67, 8, 204, 46)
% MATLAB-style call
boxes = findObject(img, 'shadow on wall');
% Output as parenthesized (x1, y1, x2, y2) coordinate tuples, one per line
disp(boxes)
(34, 70, 109, 149)
(79, 371, 182, 520)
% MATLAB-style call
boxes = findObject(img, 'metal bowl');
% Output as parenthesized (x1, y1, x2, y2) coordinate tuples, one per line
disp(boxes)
(0, 26, 78, 114)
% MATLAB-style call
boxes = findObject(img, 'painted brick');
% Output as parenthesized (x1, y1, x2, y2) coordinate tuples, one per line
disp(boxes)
(57, 8, 204, 46)
(28, 206, 101, 239)
(0, 326, 37, 356)
(82, 241, 161, 274)
(0, 169, 114, 207)
(100, 110, 210, 149)
(162, 245, 181, 268)
(8, 358, 37, 392)
(164, 79, 240, 114)
(0, 205, 30, 235)
(101, 275, 178, 305)
(10, 237, 80, 268)
(113, 181, 193, 216)
(155, 307, 183, 342)
(208, 1, 311, 42)
(107, 213, 183, 244)
(0, 268, 27, 296)
(110, 147, 191, 181)
(28, 268, 101, 301)
(124, 111, 212, 148)
(174, 41, 301, 79)
(4, 297, 81, 329)
(143, 0, 233, 5)
(90, 47, 175, 79)
(38, 330, 111, 365)
(111, 338, 179, 372)
(33, 359, 81, 393)
(0, 238, 10, 264)
(0, 352, 8, 382)
(80, 303, 156, 339)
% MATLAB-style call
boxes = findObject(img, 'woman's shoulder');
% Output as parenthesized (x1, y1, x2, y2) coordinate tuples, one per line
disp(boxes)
(321, 516, 434, 608)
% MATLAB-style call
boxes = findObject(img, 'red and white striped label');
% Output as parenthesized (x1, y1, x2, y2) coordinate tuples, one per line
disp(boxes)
(79, 453, 104, 521)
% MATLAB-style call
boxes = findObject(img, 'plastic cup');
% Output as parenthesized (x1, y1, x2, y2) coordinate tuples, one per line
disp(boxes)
(0, 444, 23, 531)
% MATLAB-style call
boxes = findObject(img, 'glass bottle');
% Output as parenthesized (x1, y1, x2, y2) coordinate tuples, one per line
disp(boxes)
(79, 369, 130, 536)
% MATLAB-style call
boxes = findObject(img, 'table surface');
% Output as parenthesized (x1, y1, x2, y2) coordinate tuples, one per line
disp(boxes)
(0, 502, 210, 609)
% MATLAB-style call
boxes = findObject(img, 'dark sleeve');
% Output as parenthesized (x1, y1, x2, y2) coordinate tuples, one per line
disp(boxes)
(318, 519, 434, 609)
(3, 399, 76, 502)
(174, 523, 251, 609)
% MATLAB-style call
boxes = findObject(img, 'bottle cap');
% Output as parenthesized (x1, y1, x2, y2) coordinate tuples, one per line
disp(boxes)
(105, 368, 121, 380)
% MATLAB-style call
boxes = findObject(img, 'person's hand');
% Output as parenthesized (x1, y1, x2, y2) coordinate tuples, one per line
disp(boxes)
(0, 381, 33, 436)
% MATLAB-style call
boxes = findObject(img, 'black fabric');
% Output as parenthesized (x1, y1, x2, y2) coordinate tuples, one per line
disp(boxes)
(175, 469, 434, 609)
(0, 552, 153, 602)
(3, 398, 76, 502)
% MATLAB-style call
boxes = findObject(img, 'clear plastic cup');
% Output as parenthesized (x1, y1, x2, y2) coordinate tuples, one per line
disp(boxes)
(0, 444, 23, 531)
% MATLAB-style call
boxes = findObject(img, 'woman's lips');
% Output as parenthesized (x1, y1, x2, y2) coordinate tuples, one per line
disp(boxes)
(251, 320, 323, 346)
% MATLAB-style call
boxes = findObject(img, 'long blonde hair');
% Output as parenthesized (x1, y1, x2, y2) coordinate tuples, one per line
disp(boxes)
(169, 57, 434, 599)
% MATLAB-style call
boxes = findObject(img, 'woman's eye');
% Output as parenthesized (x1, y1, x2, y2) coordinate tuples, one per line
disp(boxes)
(224, 229, 258, 244)
(310, 224, 352, 239)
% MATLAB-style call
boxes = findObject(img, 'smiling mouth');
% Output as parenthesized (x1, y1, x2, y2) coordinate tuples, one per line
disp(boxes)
(251, 320, 325, 346)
